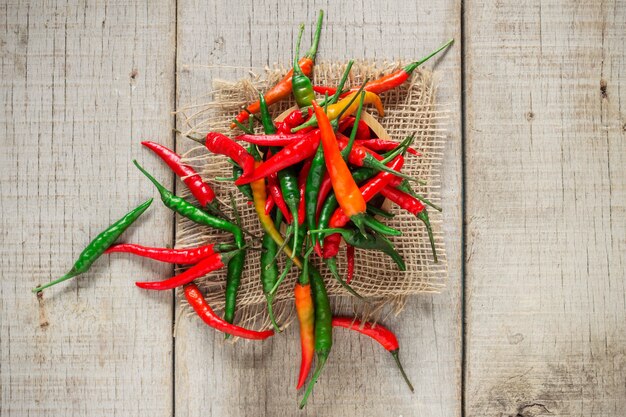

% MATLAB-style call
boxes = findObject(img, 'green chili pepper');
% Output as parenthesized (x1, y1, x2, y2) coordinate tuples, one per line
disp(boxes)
(300, 264, 332, 409)
(133, 160, 246, 325)
(32, 198, 153, 293)
(305, 143, 325, 247)
(291, 24, 316, 108)
(261, 211, 282, 332)
(366, 203, 395, 219)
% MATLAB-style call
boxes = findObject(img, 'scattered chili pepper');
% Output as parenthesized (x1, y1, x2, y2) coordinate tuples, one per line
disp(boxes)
(332, 317, 413, 392)
(294, 246, 315, 390)
(235, 130, 315, 147)
(105, 242, 236, 264)
(357, 139, 420, 156)
(291, 25, 316, 107)
(141, 141, 217, 210)
(299, 265, 332, 408)
(380, 186, 437, 262)
(135, 249, 241, 290)
(230, 10, 324, 128)
(132, 160, 246, 324)
(32, 198, 153, 293)
(185, 283, 274, 340)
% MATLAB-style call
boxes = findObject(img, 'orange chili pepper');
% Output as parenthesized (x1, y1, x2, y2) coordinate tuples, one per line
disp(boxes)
(294, 282, 315, 390)
(312, 100, 367, 232)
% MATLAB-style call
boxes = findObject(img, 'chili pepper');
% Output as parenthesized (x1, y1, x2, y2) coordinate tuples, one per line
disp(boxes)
(294, 246, 315, 390)
(297, 159, 311, 225)
(133, 161, 246, 324)
(291, 25, 316, 107)
(142, 141, 217, 209)
(233, 131, 321, 185)
(366, 203, 395, 219)
(345, 244, 355, 284)
(306, 143, 326, 248)
(105, 242, 236, 264)
(261, 212, 283, 332)
(332, 317, 413, 392)
(276, 108, 312, 134)
(390, 177, 442, 212)
(380, 186, 437, 262)
(340, 117, 371, 140)
(32, 198, 153, 293)
(235, 130, 315, 147)
(277, 167, 301, 258)
(268, 169, 293, 223)
(264, 192, 275, 215)
(313, 39, 454, 98)
(250, 163, 302, 267)
(292, 91, 384, 132)
(230, 10, 324, 128)
(135, 249, 241, 290)
(185, 283, 274, 340)
(233, 164, 254, 202)
(312, 85, 336, 96)
(312, 100, 368, 234)
(203, 132, 255, 179)
(313, 228, 405, 271)
(340, 92, 366, 161)
(299, 265, 332, 409)
(356, 139, 420, 156)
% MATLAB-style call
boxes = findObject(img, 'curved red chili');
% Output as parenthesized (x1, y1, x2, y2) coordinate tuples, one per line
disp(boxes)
(331, 317, 413, 392)
(185, 283, 274, 340)
(297, 159, 312, 226)
(345, 244, 355, 284)
(205, 132, 255, 179)
(356, 139, 420, 156)
(142, 141, 216, 207)
(105, 242, 234, 264)
(135, 250, 239, 290)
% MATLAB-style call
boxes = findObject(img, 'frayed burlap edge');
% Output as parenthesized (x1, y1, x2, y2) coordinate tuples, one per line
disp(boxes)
(173, 61, 449, 337)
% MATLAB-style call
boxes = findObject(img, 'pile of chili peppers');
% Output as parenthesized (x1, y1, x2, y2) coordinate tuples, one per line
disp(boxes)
(35, 10, 453, 408)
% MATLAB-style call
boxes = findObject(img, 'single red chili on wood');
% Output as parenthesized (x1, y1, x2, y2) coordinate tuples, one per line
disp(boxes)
(105, 242, 235, 264)
(185, 283, 274, 340)
(331, 317, 413, 392)
(135, 250, 241, 291)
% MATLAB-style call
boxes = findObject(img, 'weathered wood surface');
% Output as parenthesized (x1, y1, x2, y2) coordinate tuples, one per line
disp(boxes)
(174, 1, 462, 416)
(464, 1, 626, 416)
(1, 1, 175, 416)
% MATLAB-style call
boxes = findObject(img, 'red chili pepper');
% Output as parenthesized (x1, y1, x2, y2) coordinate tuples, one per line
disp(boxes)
(323, 156, 404, 259)
(315, 172, 333, 219)
(297, 159, 312, 226)
(338, 117, 370, 140)
(185, 283, 274, 340)
(380, 185, 437, 262)
(141, 141, 216, 207)
(356, 139, 420, 156)
(332, 317, 413, 392)
(345, 245, 355, 284)
(268, 172, 293, 223)
(235, 130, 315, 147)
(264, 192, 276, 215)
(278, 109, 315, 134)
(205, 132, 255, 179)
(313, 85, 337, 96)
(234, 131, 321, 185)
(135, 250, 239, 291)
(105, 242, 235, 264)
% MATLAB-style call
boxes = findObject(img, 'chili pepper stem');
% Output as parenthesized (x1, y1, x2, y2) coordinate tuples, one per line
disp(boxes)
(299, 354, 328, 409)
(403, 38, 454, 74)
(324, 258, 365, 300)
(363, 215, 402, 236)
(341, 91, 366, 160)
(265, 294, 281, 333)
(33, 271, 78, 293)
(305, 10, 324, 61)
(391, 350, 415, 393)
(417, 210, 438, 263)
(268, 258, 293, 296)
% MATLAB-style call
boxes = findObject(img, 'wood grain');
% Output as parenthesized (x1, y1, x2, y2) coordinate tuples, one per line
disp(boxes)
(174, 1, 462, 416)
(464, 0, 626, 416)
(0, 1, 176, 415)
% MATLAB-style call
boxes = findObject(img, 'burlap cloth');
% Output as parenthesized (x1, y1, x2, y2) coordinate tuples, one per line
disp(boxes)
(174, 62, 448, 331)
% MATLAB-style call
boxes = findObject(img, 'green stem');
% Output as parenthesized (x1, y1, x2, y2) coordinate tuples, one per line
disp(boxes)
(417, 210, 438, 263)
(32, 271, 78, 293)
(293, 24, 305, 77)
(305, 10, 324, 61)
(330, 60, 354, 105)
(391, 350, 414, 392)
(403, 38, 454, 74)
(341, 91, 366, 161)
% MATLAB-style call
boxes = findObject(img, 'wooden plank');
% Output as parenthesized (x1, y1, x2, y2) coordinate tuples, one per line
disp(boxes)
(174, 1, 462, 416)
(464, 1, 626, 415)
(0, 1, 175, 415)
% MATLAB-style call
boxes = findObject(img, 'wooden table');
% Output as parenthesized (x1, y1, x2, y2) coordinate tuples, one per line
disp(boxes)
(1, 1, 624, 416)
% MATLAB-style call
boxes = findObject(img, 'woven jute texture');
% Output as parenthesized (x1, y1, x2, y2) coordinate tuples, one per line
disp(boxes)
(174, 62, 448, 332)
